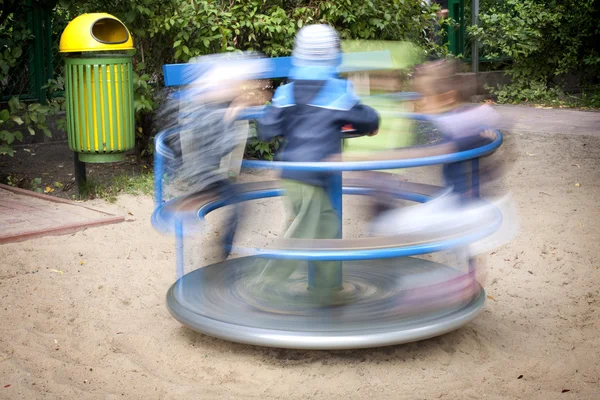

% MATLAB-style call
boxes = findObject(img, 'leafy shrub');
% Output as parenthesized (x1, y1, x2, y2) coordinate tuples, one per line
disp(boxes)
(54, 0, 444, 159)
(470, 0, 600, 104)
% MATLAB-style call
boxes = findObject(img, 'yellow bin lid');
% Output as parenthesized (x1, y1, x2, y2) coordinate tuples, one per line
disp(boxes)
(59, 13, 134, 53)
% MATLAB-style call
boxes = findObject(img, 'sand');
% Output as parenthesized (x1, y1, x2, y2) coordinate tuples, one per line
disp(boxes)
(1, 130, 599, 399)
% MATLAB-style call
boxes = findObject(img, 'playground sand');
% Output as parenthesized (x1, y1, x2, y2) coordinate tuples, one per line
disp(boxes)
(1, 131, 599, 399)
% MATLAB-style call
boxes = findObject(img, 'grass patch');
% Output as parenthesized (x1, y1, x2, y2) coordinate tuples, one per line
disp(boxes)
(79, 172, 154, 203)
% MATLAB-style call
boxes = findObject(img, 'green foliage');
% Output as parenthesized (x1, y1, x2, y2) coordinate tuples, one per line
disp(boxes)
(0, 1, 67, 156)
(470, 0, 600, 104)
(53, 0, 444, 160)
(0, 10, 33, 82)
(30, 177, 43, 193)
(0, 94, 64, 156)
(245, 136, 282, 161)
(0, 77, 66, 156)
(580, 89, 600, 109)
(4, 0, 444, 160)
(487, 81, 565, 105)
(244, 120, 282, 161)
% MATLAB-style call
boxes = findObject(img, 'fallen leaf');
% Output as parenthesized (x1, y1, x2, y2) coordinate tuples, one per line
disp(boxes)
(23, 148, 31, 153)
(128, 212, 133, 216)
(80, 260, 85, 265)
(44, 186, 54, 193)
(49, 269, 64, 275)
(54, 182, 64, 188)
(487, 295, 496, 301)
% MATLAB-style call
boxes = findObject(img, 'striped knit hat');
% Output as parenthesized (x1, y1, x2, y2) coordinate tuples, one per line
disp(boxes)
(290, 24, 341, 79)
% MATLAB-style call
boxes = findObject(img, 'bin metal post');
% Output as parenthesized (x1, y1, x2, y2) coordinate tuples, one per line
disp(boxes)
(73, 151, 86, 195)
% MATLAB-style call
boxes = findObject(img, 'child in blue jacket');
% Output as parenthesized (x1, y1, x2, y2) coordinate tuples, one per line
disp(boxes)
(255, 24, 380, 291)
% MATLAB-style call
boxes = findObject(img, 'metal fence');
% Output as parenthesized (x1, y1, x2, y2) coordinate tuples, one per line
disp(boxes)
(0, 4, 61, 104)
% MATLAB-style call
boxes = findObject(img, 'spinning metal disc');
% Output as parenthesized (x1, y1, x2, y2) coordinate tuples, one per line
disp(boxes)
(167, 256, 485, 349)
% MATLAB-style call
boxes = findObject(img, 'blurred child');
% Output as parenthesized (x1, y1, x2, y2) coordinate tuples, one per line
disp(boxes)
(156, 53, 271, 260)
(369, 59, 518, 306)
(370, 58, 510, 238)
(254, 24, 380, 291)
(412, 59, 500, 200)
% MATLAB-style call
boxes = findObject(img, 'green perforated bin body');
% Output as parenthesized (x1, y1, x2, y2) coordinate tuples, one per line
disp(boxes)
(64, 56, 134, 163)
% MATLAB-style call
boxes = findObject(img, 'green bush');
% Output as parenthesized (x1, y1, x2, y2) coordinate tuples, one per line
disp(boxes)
(0, 2, 66, 156)
(3, 0, 445, 158)
(55, 0, 445, 159)
(0, 93, 64, 156)
(470, 0, 600, 104)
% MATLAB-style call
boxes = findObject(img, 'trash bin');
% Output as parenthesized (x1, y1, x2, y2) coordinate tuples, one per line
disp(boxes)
(59, 13, 135, 163)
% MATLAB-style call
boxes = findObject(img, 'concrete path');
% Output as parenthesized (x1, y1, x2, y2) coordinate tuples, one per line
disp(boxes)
(492, 104, 600, 136)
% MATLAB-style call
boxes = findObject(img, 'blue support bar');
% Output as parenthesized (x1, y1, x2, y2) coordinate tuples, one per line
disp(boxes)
(242, 132, 502, 172)
(327, 173, 344, 226)
(154, 135, 165, 207)
(175, 218, 185, 279)
(163, 57, 292, 87)
(469, 158, 481, 294)
(162, 52, 398, 87)
(243, 213, 502, 261)
(308, 172, 344, 290)
(471, 158, 480, 199)
(191, 186, 435, 224)
(237, 99, 429, 122)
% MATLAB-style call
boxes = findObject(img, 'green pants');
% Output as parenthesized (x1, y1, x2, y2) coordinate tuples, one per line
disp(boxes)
(255, 180, 340, 286)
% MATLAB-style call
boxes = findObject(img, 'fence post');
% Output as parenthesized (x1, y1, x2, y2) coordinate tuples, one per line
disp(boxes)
(44, 8, 53, 92)
(447, 0, 466, 56)
(30, 6, 45, 104)
(472, 0, 479, 73)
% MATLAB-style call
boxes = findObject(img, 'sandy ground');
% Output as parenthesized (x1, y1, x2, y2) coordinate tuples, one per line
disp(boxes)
(1, 128, 599, 399)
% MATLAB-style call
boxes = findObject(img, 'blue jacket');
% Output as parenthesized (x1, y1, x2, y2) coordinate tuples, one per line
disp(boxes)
(257, 78, 380, 187)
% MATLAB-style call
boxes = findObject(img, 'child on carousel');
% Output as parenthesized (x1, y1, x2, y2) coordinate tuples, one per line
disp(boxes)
(253, 24, 380, 296)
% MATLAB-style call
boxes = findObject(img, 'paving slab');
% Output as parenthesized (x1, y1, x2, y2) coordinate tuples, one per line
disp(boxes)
(0, 184, 124, 244)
